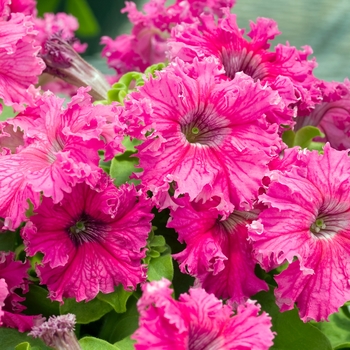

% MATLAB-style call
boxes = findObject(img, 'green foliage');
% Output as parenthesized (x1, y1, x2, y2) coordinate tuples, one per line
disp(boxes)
(109, 137, 143, 186)
(22, 285, 60, 318)
(147, 251, 174, 282)
(145, 228, 174, 282)
(114, 337, 136, 350)
(110, 151, 141, 186)
(0, 103, 16, 121)
(313, 307, 350, 349)
(144, 62, 167, 78)
(98, 296, 139, 344)
(60, 297, 113, 324)
(65, 0, 100, 37)
(0, 230, 18, 252)
(79, 336, 120, 350)
(107, 72, 144, 104)
(96, 285, 133, 313)
(0, 328, 50, 350)
(282, 126, 324, 150)
(36, 0, 61, 16)
(254, 288, 332, 350)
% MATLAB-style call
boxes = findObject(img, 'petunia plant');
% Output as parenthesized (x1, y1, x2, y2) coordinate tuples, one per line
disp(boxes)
(1, 0, 350, 349)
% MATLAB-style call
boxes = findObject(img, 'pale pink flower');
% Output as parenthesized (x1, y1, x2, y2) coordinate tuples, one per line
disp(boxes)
(249, 144, 350, 321)
(0, 87, 123, 230)
(132, 278, 274, 350)
(169, 9, 320, 118)
(168, 196, 268, 303)
(0, 13, 44, 111)
(130, 58, 282, 213)
(22, 180, 153, 302)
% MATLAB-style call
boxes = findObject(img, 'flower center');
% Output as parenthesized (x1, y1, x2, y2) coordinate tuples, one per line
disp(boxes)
(180, 103, 230, 146)
(219, 210, 258, 232)
(310, 218, 326, 235)
(220, 47, 266, 80)
(68, 212, 108, 247)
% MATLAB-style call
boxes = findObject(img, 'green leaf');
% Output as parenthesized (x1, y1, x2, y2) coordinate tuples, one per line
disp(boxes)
(0, 103, 17, 121)
(0, 230, 17, 252)
(110, 151, 142, 186)
(60, 297, 113, 324)
(0, 328, 50, 350)
(313, 307, 350, 349)
(122, 137, 143, 152)
(65, 0, 100, 37)
(254, 288, 332, 350)
(99, 296, 139, 344)
(147, 251, 174, 282)
(79, 337, 120, 350)
(36, 0, 61, 16)
(97, 285, 133, 313)
(114, 336, 136, 350)
(294, 126, 323, 148)
(15, 343, 31, 350)
(281, 129, 295, 148)
(22, 285, 60, 318)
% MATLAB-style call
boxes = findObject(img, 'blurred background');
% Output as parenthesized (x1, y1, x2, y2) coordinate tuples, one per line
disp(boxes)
(37, 0, 350, 81)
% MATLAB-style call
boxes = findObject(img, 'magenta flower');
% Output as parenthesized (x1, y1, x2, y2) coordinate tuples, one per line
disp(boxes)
(168, 196, 268, 303)
(130, 58, 282, 213)
(22, 180, 153, 302)
(0, 252, 41, 332)
(169, 9, 320, 117)
(0, 278, 8, 326)
(132, 278, 274, 349)
(249, 144, 350, 321)
(0, 87, 123, 230)
(0, 13, 44, 111)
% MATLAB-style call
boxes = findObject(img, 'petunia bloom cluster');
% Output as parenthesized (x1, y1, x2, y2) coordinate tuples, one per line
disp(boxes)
(2, 0, 350, 348)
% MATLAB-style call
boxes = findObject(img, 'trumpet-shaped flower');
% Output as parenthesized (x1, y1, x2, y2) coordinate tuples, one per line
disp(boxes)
(23, 180, 153, 302)
(0, 87, 124, 230)
(168, 196, 268, 303)
(169, 9, 320, 117)
(132, 278, 274, 350)
(130, 58, 282, 213)
(249, 144, 350, 321)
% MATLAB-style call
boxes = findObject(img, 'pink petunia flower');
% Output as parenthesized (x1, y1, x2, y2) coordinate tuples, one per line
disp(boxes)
(0, 251, 41, 332)
(295, 79, 350, 150)
(249, 144, 350, 322)
(169, 9, 320, 117)
(0, 0, 36, 20)
(168, 196, 268, 303)
(22, 180, 153, 302)
(101, 0, 236, 75)
(130, 58, 282, 213)
(132, 278, 274, 349)
(0, 13, 44, 111)
(0, 87, 124, 230)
